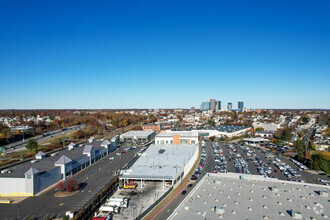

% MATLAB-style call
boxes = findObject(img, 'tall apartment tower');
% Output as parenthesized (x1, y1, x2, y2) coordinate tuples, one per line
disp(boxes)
(215, 101, 221, 112)
(210, 99, 216, 111)
(238, 101, 244, 110)
(202, 102, 210, 111)
(227, 103, 232, 111)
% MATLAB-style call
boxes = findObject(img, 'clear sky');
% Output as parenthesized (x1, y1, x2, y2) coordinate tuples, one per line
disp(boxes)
(0, 0, 329, 109)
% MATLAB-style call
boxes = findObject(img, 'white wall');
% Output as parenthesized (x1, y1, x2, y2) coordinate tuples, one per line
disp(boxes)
(0, 177, 26, 194)
(183, 144, 199, 177)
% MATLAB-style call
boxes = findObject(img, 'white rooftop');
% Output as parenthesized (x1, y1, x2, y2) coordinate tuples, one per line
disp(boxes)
(170, 173, 330, 220)
(121, 130, 155, 138)
(243, 138, 270, 142)
(156, 131, 198, 137)
(121, 144, 198, 180)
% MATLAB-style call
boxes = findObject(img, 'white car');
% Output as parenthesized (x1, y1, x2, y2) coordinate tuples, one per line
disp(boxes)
(65, 211, 76, 218)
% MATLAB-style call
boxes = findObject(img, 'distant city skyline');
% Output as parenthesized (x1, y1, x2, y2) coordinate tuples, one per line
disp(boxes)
(0, 1, 329, 109)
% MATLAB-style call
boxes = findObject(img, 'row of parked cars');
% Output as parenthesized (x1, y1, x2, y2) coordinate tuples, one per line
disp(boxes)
(211, 142, 227, 173)
(227, 144, 250, 174)
(251, 157, 274, 177)
(240, 145, 256, 157)
(191, 142, 206, 180)
(272, 157, 303, 181)
(290, 158, 309, 171)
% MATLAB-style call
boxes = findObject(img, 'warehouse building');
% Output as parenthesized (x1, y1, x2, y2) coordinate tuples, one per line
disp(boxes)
(155, 131, 198, 145)
(120, 144, 198, 188)
(169, 172, 330, 220)
(120, 130, 156, 145)
(0, 139, 116, 196)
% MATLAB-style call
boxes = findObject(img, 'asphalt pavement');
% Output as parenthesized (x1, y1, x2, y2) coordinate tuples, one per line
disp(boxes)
(153, 141, 215, 220)
(0, 145, 145, 219)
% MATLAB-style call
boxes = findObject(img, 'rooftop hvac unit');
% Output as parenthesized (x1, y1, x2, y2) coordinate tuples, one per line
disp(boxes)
(319, 190, 328, 196)
(184, 204, 191, 210)
(214, 180, 221, 184)
(214, 206, 225, 214)
(270, 186, 279, 192)
(291, 210, 302, 219)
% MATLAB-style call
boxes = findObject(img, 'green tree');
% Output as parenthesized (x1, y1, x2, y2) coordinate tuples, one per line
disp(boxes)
(207, 119, 215, 126)
(294, 140, 305, 153)
(302, 116, 309, 124)
(255, 127, 264, 132)
(209, 136, 216, 142)
(26, 139, 38, 152)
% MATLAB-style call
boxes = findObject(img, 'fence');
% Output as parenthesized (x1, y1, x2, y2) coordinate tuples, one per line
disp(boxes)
(74, 176, 119, 220)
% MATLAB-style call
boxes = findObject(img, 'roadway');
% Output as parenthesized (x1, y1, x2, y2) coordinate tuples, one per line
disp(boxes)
(2, 125, 85, 154)
(153, 141, 215, 220)
(0, 144, 147, 220)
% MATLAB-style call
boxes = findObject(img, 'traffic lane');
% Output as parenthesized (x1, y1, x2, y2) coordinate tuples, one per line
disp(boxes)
(6, 125, 85, 153)
(154, 143, 211, 220)
(0, 146, 141, 219)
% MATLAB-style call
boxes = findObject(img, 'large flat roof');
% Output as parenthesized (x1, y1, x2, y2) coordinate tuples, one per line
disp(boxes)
(170, 173, 330, 220)
(121, 130, 155, 138)
(156, 131, 198, 137)
(243, 138, 270, 142)
(121, 144, 198, 180)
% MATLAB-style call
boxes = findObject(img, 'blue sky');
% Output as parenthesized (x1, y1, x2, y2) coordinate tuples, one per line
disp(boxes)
(0, 0, 329, 109)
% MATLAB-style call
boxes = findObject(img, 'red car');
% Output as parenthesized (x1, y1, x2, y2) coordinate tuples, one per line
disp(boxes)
(121, 151, 126, 154)
(274, 169, 279, 173)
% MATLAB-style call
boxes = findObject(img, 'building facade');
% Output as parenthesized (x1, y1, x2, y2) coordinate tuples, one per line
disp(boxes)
(238, 101, 244, 110)
(155, 131, 198, 145)
(141, 124, 161, 132)
(227, 103, 232, 111)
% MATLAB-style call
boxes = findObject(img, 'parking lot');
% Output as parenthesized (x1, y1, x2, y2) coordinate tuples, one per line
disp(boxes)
(206, 141, 330, 185)
(0, 144, 149, 220)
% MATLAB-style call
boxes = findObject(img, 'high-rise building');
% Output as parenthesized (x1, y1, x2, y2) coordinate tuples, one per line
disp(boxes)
(210, 99, 216, 111)
(202, 102, 210, 111)
(227, 103, 232, 111)
(238, 101, 244, 110)
(215, 101, 221, 112)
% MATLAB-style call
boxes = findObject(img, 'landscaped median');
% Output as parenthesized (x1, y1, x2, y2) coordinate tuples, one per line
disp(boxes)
(143, 142, 202, 220)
